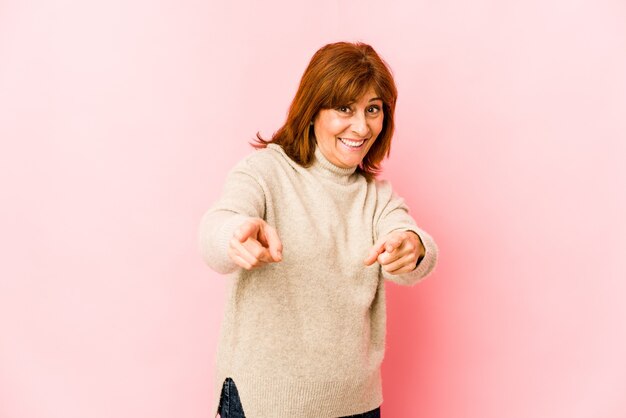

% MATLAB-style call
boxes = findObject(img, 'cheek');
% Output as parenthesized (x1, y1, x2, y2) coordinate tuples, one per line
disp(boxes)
(371, 118, 384, 137)
(327, 118, 348, 134)
(319, 114, 349, 134)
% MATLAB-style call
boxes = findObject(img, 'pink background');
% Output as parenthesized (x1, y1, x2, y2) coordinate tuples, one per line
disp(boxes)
(1, 1, 625, 417)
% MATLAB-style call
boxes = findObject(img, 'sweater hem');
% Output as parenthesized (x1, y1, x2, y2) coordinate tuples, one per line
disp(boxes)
(212, 368, 383, 418)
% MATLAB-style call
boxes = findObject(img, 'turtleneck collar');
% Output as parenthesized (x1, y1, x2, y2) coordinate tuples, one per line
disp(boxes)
(266, 143, 361, 184)
(311, 144, 359, 181)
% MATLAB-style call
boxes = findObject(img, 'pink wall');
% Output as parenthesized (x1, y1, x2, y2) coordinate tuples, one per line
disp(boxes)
(1, 1, 625, 417)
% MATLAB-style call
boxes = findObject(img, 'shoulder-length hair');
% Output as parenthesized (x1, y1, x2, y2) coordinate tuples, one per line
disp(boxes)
(253, 41, 398, 181)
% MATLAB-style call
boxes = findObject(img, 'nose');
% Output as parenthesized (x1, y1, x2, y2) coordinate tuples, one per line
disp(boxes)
(351, 112, 369, 137)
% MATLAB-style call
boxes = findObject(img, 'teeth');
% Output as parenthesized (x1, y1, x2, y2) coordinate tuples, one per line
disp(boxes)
(339, 138, 365, 147)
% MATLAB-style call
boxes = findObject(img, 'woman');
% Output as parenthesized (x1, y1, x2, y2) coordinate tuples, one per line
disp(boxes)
(198, 41, 438, 418)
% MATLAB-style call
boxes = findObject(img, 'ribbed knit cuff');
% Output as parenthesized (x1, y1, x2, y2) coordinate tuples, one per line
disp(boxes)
(412, 228, 438, 279)
(199, 212, 251, 274)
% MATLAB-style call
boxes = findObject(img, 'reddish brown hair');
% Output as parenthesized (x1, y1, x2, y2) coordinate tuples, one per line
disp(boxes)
(253, 41, 398, 180)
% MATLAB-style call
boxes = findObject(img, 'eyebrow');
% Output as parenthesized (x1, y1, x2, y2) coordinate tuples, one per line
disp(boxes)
(368, 97, 383, 102)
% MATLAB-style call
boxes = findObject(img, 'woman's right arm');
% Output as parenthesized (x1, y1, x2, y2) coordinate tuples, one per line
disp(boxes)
(197, 159, 276, 274)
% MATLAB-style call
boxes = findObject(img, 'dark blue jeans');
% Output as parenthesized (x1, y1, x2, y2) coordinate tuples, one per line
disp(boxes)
(217, 378, 381, 418)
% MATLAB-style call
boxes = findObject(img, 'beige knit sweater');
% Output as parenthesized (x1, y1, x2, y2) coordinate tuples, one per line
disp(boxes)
(198, 143, 438, 417)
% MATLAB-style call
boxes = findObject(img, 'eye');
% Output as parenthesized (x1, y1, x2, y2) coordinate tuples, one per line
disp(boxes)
(367, 105, 382, 115)
(336, 105, 352, 114)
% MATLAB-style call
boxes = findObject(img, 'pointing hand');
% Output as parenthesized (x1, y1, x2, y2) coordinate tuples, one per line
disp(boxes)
(228, 218, 283, 270)
(364, 230, 424, 275)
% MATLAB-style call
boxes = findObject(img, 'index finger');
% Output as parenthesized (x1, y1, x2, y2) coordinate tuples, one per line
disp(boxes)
(364, 235, 387, 266)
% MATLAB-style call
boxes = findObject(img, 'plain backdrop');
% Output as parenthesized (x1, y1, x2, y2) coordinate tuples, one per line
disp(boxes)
(1, 1, 625, 417)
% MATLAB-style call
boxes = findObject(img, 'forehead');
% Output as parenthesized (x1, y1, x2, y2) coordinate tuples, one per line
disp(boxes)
(331, 84, 382, 106)
(359, 88, 382, 101)
(345, 89, 383, 106)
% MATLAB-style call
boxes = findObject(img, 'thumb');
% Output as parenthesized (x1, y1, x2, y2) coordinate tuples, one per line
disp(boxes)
(264, 225, 283, 262)
(235, 219, 259, 243)
(257, 222, 283, 262)
(364, 235, 387, 266)
(384, 235, 403, 254)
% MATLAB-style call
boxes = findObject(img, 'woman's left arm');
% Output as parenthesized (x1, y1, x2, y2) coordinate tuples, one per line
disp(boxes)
(364, 180, 438, 286)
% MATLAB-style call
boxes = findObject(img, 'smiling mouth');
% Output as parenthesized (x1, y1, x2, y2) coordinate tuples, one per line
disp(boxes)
(338, 137, 367, 148)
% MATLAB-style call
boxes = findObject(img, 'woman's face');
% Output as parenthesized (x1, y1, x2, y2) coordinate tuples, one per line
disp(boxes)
(313, 88, 384, 169)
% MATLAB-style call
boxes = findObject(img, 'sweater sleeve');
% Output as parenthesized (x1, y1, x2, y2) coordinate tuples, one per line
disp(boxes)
(374, 180, 438, 286)
(197, 158, 266, 274)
